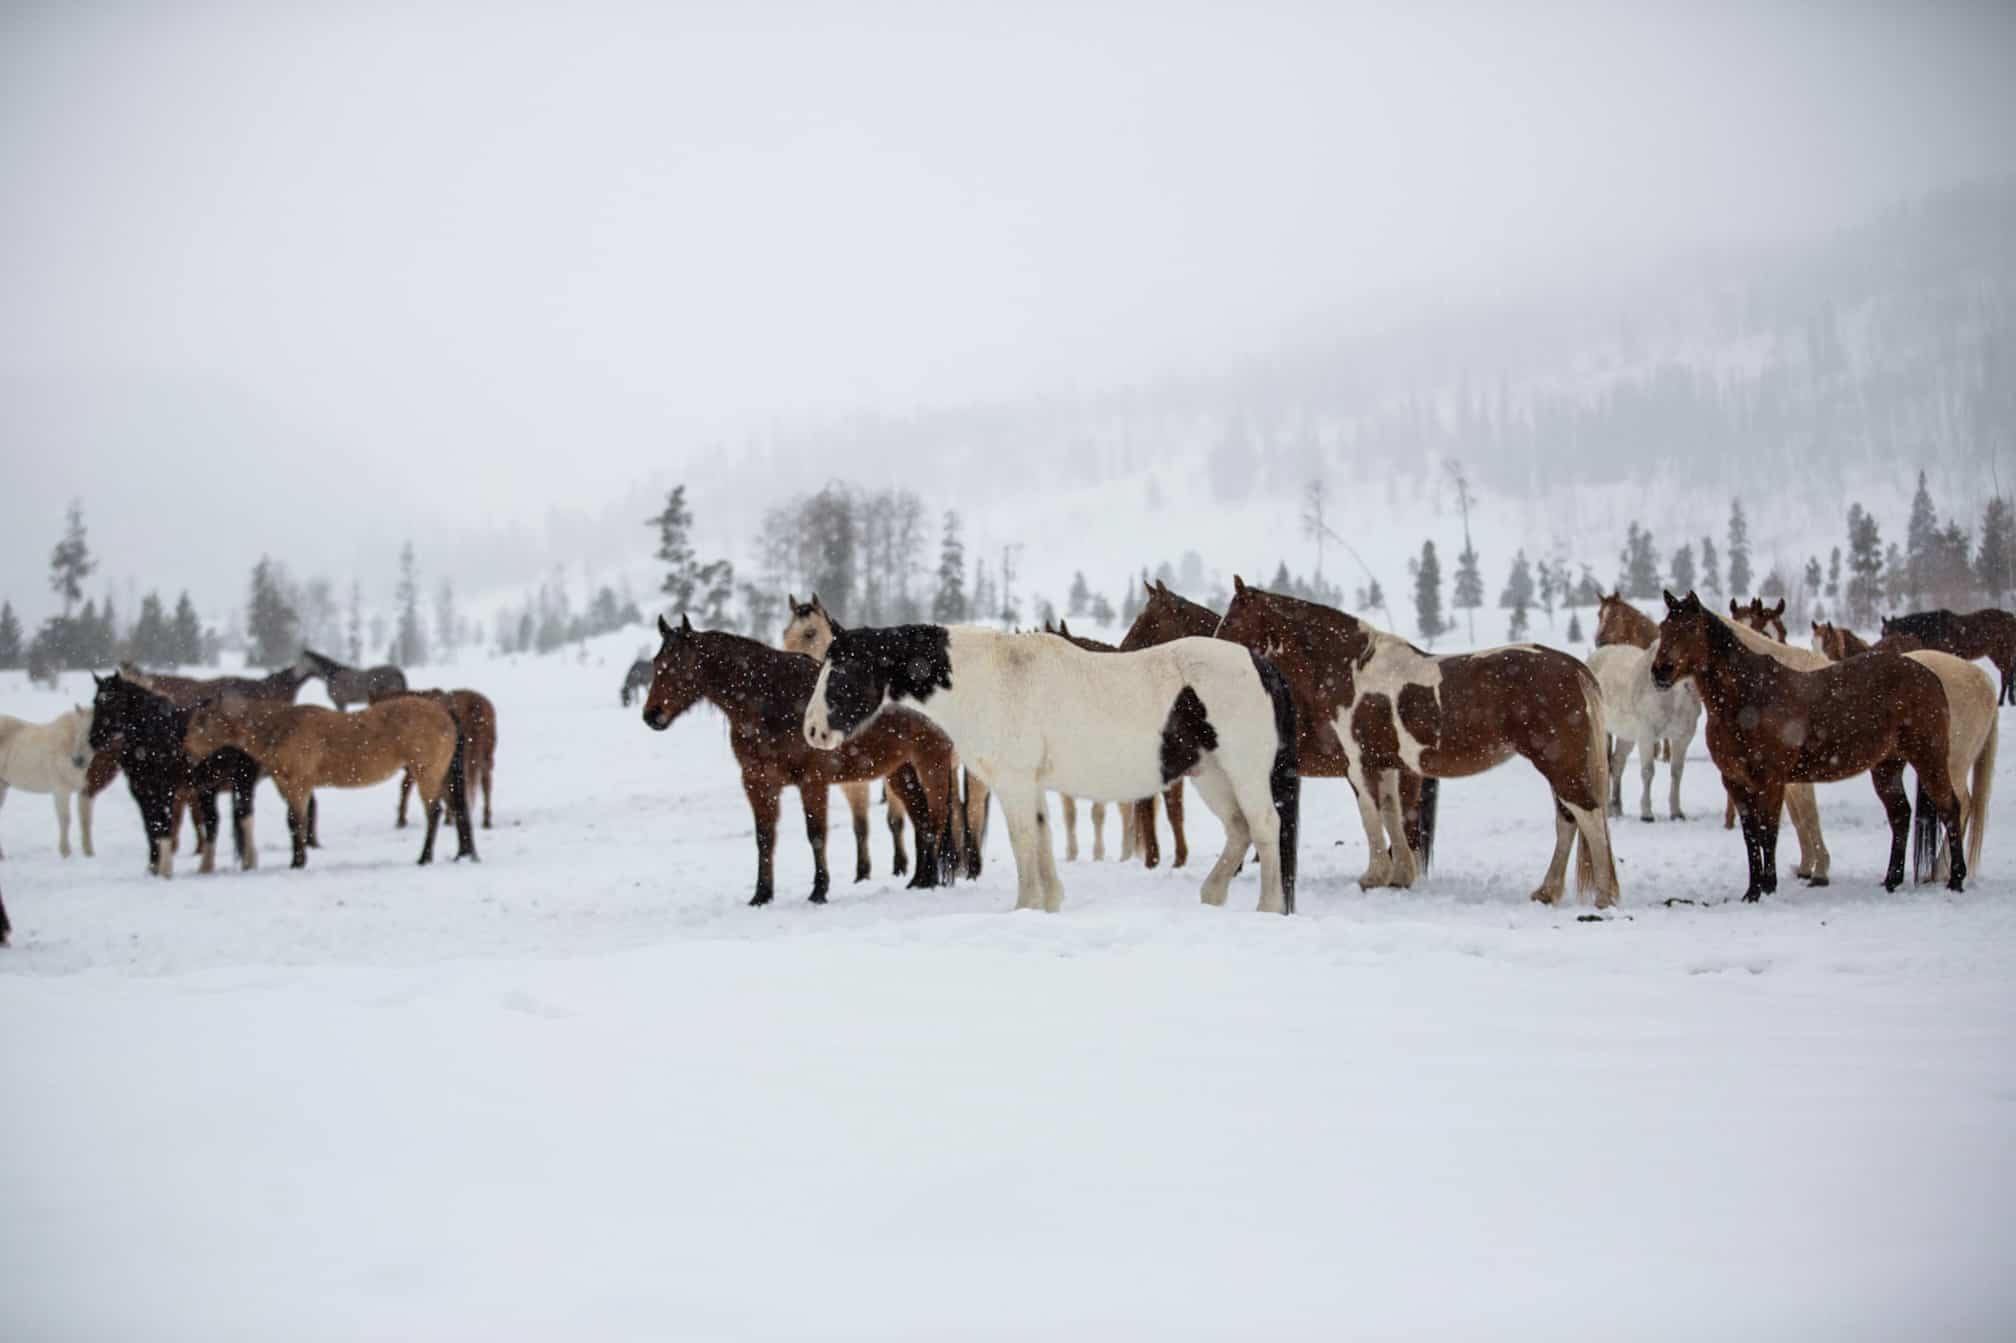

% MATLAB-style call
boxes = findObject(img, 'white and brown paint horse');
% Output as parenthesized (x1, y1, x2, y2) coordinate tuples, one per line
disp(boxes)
(1588, 594, 1701, 822)
(805, 624, 1299, 914)
(0, 706, 97, 859)
(782, 594, 990, 879)
(1217, 579, 1619, 908)
(1042, 619, 1125, 861)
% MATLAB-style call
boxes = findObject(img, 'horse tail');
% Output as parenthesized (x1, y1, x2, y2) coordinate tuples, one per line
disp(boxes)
(961, 768, 990, 880)
(1574, 669, 1620, 902)
(1248, 650, 1299, 915)
(0, 879, 10, 946)
(939, 759, 961, 887)
(445, 708, 475, 858)
(1968, 706, 1996, 877)
(1912, 773, 1939, 885)
(1416, 776, 1439, 876)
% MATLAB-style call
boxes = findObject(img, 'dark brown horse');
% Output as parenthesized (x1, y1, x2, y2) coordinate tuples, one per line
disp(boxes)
(384, 688, 498, 831)
(297, 648, 409, 710)
(88, 673, 261, 877)
(1880, 608, 2016, 704)
(1219, 578, 1617, 905)
(642, 615, 961, 905)
(1652, 590, 1964, 900)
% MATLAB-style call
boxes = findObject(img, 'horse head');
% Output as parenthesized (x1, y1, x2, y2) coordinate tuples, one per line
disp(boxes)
(642, 614, 706, 731)
(780, 594, 839, 659)
(1650, 590, 1712, 689)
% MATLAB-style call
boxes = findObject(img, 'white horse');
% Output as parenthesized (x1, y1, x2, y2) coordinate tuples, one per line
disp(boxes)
(804, 626, 1299, 914)
(1585, 644, 1702, 822)
(0, 706, 97, 860)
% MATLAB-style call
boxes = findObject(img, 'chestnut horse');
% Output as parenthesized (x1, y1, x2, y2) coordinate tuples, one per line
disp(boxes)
(1880, 608, 2016, 704)
(643, 615, 960, 905)
(781, 594, 989, 880)
(382, 688, 498, 831)
(1714, 603, 1835, 881)
(1730, 597, 1788, 643)
(1809, 621, 1870, 660)
(184, 697, 474, 868)
(1593, 593, 1661, 650)
(88, 673, 262, 877)
(1652, 590, 1964, 899)
(1218, 578, 1617, 906)
(297, 649, 409, 710)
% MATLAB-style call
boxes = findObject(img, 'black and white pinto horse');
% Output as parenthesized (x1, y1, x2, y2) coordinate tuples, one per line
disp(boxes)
(804, 625, 1300, 914)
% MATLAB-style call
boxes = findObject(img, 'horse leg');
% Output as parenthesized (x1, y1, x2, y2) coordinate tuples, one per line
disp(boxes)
(745, 776, 780, 906)
(396, 771, 414, 828)
(1033, 800, 1066, 913)
(887, 786, 909, 878)
(1531, 803, 1577, 906)
(148, 787, 177, 879)
(1376, 771, 1417, 888)
(481, 755, 494, 829)
(194, 788, 220, 874)
(1060, 794, 1080, 861)
(989, 783, 1049, 911)
(1166, 780, 1188, 868)
(234, 782, 257, 871)
(888, 767, 939, 890)
(1091, 801, 1107, 861)
(416, 775, 444, 866)
(1345, 756, 1395, 889)
(53, 789, 72, 858)
(1605, 734, 1628, 818)
(170, 792, 187, 854)
(1224, 763, 1287, 915)
(961, 773, 990, 880)
(1668, 723, 1693, 821)
(840, 780, 871, 883)
(1870, 762, 1912, 892)
(802, 784, 831, 904)
(307, 795, 321, 849)
(1119, 798, 1137, 861)
(1786, 783, 1828, 884)
(79, 785, 94, 857)
(1136, 796, 1161, 868)
(1732, 787, 1770, 902)
(1722, 785, 1737, 832)
(1190, 769, 1250, 908)
(1637, 734, 1657, 823)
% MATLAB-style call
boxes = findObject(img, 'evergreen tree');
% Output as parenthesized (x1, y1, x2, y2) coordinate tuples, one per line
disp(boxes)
(1760, 569, 1786, 599)
(932, 511, 968, 623)
(1364, 576, 1386, 614)
(1088, 592, 1116, 624)
(648, 485, 698, 610)
(1699, 536, 1722, 595)
(1498, 549, 1535, 610)
(740, 584, 780, 639)
(0, 601, 20, 669)
(1508, 599, 1529, 642)
(1727, 498, 1752, 596)
(1067, 571, 1091, 618)
(696, 559, 737, 631)
(434, 579, 459, 661)
(130, 591, 169, 664)
(171, 592, 203, 665)
(1882, 542, 1907, 609)
(1977, 497, 2014, 601)
(1825, 546, 1842, 602)
(346, 580, 363, 663)
(1621, 522, 1661, 599)
(1409, 540, 1445, 645)
(393, 542, 426, 667)
(1670, 541, 1696, 594)
(1845, 504, 1883, 625)
(1534, 559, 1556, 627)
(246, 557, 300, 668)
(806, 486, 856, 619)
(1803, 556, 1824, 603)
(48, 500, 94, 617)
(1452, 542, 1483, 640)
(1566, 610, 1584, 644)
(1927, 519, 1973, 605)
(1905, 469, 1937, 603)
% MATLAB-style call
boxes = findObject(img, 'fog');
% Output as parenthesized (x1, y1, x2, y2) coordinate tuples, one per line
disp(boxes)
(3, 1, 2014, 624)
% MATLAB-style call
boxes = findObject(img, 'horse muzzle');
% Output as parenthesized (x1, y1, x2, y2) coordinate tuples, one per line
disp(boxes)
(642, 706, 671, 732)
(1649, 665, 1675, 691)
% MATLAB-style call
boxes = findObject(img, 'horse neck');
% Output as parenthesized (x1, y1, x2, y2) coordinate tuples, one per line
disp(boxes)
(695, 636, 799, 732)
(1692, 620, 1772, 712)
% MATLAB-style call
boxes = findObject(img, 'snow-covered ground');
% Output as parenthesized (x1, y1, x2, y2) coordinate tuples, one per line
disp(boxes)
(4, 633, 2014, 1339)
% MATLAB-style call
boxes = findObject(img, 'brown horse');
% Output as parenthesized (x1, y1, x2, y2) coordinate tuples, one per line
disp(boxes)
(1809, 621, 1871, 660)
(1593, 592, 1661, 649)
(381, 688, 497, 831)
(1653, 590, 1964, 899)
(184, 698, 475, 868)
(1729, 597, 1788, 643)
(297, 649, 409, 710)
(1219, 578, 1618, 906)
(643, 615, 960, 905)
(1880, 608, 2016, 704)
(1112, 581, 1220, 866)
(1716, 603, 1834, 880)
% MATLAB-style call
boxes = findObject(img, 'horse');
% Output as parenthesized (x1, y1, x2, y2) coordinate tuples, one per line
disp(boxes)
(643, 615, 960, 906)
(183, 697, 475, 869)
(1584, 643, 1701, 823)
(1879, 608, 2016, 704)
(1593, 592, 1661, 649)
(383, 688, 498, 831)
(88, 673, 262, 877)
(781, 593, 990, 880)
(620, 657, 654, 707)
(1040, 619, 1122, 860)
(805, 623, 1300, 915)
(296, 648, 409, 710)
(1715, 603, 1835, 880)
(1651, 589, 1965, 900)
(1218, 578, 1618, 907)
(0, 706, 97, 859)
(1730, 597, 1788, 644)
(1808, 623, 1997, 884)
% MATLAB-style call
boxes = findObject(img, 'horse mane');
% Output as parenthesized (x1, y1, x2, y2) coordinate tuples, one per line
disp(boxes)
(1232, 584, 1372, 654)
(687, 628, 821, 733)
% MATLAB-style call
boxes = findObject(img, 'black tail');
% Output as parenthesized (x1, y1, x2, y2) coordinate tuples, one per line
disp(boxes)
(1417, 776, 1439, 875)
(0, 880, 11, 946)
(446, 711, 477, 861)
(938, 763, 960, 887)
(1249, 651, 1300, 915)
(1912, 773, 1938, 885)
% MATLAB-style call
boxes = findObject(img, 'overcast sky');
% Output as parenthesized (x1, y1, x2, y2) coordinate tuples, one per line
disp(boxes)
(3, 1, 2014, 620)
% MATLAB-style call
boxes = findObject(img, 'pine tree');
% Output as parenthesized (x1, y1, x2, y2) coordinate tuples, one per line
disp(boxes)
(1498, 549, 1535, 609)
(933, 511, 968, 623)
(807, 486, 857, 619)
(433, 579, 458, 661)
(1088, 592, 1115, 624)
(1410, 540, 1445, 645)
(393, 542, 426, 667)
(246, 557, 300, 668)
(1803, 556, 1824, 601)
(648, 486, 698, 610)
(1670, 542, 1696, 594)
(1905, 470, 1937, 603)
(0, 601, 21, 669)
(1760, 569, 1786, 599)
(48, 500, 94, 620)
(1508, 600, 1529, 641)
(1364, 576, 1386, 614)
(1845, 504, 1883, 625)
(1699, 536, 1722, 596)
(1883, 542, 1907, 609)
(696, 559, 737, 630)
(130, 592, 169, 665)
(1452, 543, 1483, 640)
(1977, 496, 2014, 601)
(171, 592, 203, 665)
(1727, 498, 1752, 596)
(1067, 571, 1091, 618)
(1826, 547, 1842, 602)
(1566, 610, 1584, 644)
(1621, 522, 1661, 599)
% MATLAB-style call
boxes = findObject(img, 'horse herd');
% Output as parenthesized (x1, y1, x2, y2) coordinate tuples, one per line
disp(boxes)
(2, 582, 2009, 943)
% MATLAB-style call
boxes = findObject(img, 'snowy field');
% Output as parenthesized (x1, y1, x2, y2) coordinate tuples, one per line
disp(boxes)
(4, 635, 2015, 1340)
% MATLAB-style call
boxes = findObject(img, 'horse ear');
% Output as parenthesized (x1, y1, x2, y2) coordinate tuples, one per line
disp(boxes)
(1663, 590, 1681, 612)
(1770, 599, 1785, 617)
(1058, 619, 1071, 635)
(658, 614, 674, 639)
(680, 612, 694, 633)
(1812, 620, 1821, 633)
(91, 672, 105, 688)
(786, 593, 797, 610)
(1233, 574, 1246, 594)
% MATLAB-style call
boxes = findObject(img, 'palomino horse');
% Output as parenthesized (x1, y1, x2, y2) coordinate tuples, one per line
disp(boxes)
(644, 615, 960, 905)
(1218, 579, 1618, 907)
(781, 594, 989, 880)
(805, 624, 1299, 914)
(385, 689, 498, 831)
(1809, 622, 1997, 883)
(1730, 597, 1788, 643)
(1652, 590, 1965, 899)
(88, 673, 263, 877)
(1590, 593, 1701, 821)
(1880, 608, 2016, 704)
(184, 697, 475, 868)
(297, 649, 409, 710)
(0, 706, 97, 859)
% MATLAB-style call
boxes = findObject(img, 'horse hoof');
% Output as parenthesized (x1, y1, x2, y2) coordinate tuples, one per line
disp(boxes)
(1672, 812, 1688, 822)
(1882, 879, 1901, 893)
(1529, 888, 1560, 905)
(1742, 891, 1761, 903)
(1639, 815, 1655, 824)
(1948, 877, 1966, 893)
(748, 891, 773, 907)
(807, 892, 828, 905)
